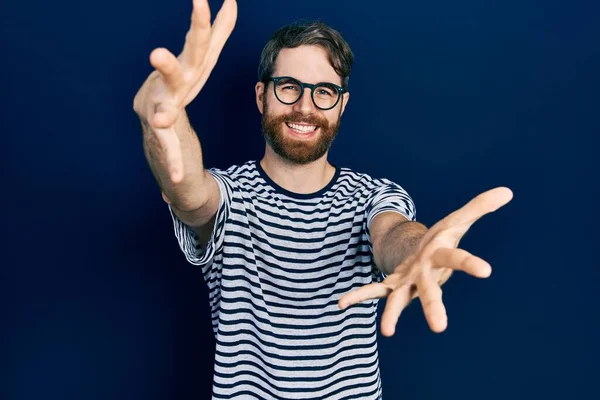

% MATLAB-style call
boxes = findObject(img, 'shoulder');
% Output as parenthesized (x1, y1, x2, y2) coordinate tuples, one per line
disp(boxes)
(207, 160, 258, 180)
(337, 166, 401, 191)
(205, 161, 265, 197)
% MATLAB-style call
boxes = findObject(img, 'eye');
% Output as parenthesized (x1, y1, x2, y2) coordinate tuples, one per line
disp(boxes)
(276, 79, 300, 92)
(315, 85, 338, 98)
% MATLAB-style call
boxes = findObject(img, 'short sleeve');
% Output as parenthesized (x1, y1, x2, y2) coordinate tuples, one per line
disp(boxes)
(366, 180, 416, 227)
(365, 180, 416, 281)
(168, 168, 236, 271)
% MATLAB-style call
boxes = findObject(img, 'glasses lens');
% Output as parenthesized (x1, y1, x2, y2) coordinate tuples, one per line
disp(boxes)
(313, 84, 340, 110)
(275, 78, 302, 104)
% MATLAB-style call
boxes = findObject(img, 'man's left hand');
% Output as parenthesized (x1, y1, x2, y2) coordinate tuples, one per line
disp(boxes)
(338, 186, 513, 336)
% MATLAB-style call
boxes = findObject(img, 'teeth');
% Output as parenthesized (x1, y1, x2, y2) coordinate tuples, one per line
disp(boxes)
(287, 123, 317, 133)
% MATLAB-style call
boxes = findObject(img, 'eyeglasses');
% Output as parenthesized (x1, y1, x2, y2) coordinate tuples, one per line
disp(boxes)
(265, 76, 345, 111)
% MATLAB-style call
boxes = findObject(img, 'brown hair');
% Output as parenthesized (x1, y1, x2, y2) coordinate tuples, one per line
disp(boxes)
(257, 20, 354, 90)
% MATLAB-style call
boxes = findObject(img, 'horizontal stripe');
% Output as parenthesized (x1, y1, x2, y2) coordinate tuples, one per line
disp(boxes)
(169, 160, 416, 400)
(214, 357, 378, 383)
(216, 329, 377, 352)
(221, 264, 373, 294)
(213, 370, 380, 396)
(226, 216, 365, 244)
(219, 275, 365, 304)
(219, 296, 375, 322)
(214, 347, 378, 372)
(218, 313, 377, 339)
(215, 339, 378, 362)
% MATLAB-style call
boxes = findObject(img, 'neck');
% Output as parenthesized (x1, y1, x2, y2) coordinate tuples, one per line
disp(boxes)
(260, 147, 336, 195)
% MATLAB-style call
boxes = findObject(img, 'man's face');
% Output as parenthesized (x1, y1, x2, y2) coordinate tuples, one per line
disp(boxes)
(256, 46, 350, 165)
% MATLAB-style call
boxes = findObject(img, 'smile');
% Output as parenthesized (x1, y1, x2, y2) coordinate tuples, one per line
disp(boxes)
(285, 122, 318, 134)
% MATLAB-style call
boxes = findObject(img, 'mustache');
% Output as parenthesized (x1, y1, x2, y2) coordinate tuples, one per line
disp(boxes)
(281, 112, 326, 126)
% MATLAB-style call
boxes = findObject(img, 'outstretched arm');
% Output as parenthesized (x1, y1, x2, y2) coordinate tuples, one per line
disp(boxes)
(340, 187, 513, 336)
(133, 0, 237, 240)
(370, 213, 427, 276)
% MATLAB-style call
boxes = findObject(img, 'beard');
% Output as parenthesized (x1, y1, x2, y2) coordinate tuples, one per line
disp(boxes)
(261, 100, 341, 165)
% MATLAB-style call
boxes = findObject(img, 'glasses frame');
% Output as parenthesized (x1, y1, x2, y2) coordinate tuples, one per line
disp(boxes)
(265, 76, 346, 111)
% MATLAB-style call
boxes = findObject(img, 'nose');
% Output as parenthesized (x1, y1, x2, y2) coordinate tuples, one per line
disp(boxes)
(292, 87, 317, 114)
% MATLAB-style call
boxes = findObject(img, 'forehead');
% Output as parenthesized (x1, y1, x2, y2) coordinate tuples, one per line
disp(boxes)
(272, 45, 341, 85)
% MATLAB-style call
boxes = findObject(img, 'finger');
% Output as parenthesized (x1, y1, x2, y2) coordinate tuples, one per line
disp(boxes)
(180, 0, 212, 67)
(380, 285, 414, 337)
(454, 187, 514, 225)
(338, 283, 392, 310)
(151, 104, 184, 183)
(150, 48, 185, 92)
(182, 0, 238, 103)
(208, 0, 238, 54)
(431, 248, 492, 278)
(156, 128, 184, 183)
(431, 187, 514, 236)
(417, 275, 447, 333)
(152, 101, 180, 129)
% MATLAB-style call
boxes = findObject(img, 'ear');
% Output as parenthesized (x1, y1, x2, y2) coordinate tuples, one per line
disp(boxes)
(340, 92, 350, 116)
(255, 81, 265, 114)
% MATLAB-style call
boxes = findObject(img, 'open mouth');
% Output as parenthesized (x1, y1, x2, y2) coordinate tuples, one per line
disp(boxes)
(285, 122, 319, 136)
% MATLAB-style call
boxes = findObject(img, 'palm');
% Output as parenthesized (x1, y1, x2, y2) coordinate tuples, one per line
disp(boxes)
(133, 0, 237, 183)
(339, 187, 514, 336)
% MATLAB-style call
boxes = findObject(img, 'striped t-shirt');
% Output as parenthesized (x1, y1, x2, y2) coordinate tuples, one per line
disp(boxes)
(169, 160, 416, 400)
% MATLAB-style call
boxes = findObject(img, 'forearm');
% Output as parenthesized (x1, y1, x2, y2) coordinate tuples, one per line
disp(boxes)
(141, 109, 210, 211)
(374, 221, 428, 276)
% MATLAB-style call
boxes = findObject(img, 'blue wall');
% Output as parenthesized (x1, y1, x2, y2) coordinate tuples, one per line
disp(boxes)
(3, 0, 598, 399)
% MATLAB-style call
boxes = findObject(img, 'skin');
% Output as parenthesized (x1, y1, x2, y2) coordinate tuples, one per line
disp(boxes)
(254, 45, 350, 194)
(339, 187, 513, 336)
(133, 0, 514, 338)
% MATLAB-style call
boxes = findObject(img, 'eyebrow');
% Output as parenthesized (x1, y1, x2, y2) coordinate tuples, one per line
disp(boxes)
(276, 75, 342, 85)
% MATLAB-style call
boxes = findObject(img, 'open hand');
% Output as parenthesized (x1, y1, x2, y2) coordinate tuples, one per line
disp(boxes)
(133, 0, 237, 183)
(339, 187, 514, 336)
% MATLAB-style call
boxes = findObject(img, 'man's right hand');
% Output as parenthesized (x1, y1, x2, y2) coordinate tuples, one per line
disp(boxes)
(133, 0, 238, 184)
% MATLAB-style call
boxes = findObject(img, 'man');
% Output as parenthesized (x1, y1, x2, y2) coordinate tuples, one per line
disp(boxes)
(133, 0, 513, 398)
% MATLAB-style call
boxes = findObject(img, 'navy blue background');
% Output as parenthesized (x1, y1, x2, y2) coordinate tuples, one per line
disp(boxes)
(2, 0, 598, 399)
